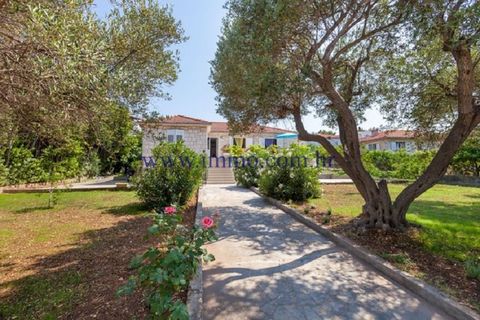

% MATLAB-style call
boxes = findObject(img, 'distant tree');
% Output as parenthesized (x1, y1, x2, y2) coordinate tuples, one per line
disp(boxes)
(318, 130, 337, 136)
(211, 0, 480, 230)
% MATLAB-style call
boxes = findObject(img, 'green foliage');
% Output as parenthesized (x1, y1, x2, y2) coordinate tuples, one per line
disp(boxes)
(7, 147, 45, 185)
(362, 150, 435, 179)
(465, 257, 480, 280)
(259, 144, 320, 201)
(452, 131, 480, 176)
(225, 144, 244, 157)
(134, 141, 205, 211)
(40, 140, 83, 183)
(81, 151, 101, 178)
(233, 144, 272, 188)
(0, 158, 8, 186)
(0, 0, 184, 182)
(93, 104, 142, 174)
(118, 206, 217, 319)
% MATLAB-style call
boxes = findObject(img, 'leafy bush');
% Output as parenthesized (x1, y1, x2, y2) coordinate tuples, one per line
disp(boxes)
(81, 151, 101, 178)
(362, 150, 435, 180)
(134, 141, 205, 210)
(259, 144, 320, 201)
(362, 150, 396, 178)
(233, 144, 271, 188)
(0, 159, 8, 186)
(452, 143, 480, 176)
(394, 150, 435, 179)
(118, 206, 217, 319)
(465, 257, 480, 280)
(7, 147, 45, 185)
(40, 140, 83, 183)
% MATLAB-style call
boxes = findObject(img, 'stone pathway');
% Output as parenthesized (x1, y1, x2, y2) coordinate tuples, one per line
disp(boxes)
(201, 184, 450, 320)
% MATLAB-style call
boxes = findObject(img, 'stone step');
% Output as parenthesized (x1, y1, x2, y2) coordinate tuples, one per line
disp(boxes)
(206, 180, 236, 185)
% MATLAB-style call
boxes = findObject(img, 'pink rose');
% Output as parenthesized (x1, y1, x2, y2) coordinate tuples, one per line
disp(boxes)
(164, 206, 177, 215)
(201, 216, 215, 229)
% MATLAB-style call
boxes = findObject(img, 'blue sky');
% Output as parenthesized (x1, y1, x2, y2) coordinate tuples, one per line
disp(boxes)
(93, 0, 384, 133)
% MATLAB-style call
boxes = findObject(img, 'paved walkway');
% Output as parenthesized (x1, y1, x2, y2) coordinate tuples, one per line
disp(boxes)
(201, 185, 449, 320)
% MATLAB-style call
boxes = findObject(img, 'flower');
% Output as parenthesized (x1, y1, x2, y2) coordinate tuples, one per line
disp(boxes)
(164, 206, 177, 215)
(201, 216, 215, 229)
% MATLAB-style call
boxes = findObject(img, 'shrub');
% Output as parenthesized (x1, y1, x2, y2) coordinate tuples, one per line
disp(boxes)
(7, 147, 45, 185)
(118, 206, 217, 319)
(465, 257, 480, 280)
(362, 150, 395, 178)
(393, 150, 435, 179)
(134, 141, 205, 210)
(0, 159, 7, 186)
(40, 140, 83, 182)
(233, 144, 271, 188)
(259, 144, 320, 201)
(81, 151, 101, 178)
(362, 150, 435, 180)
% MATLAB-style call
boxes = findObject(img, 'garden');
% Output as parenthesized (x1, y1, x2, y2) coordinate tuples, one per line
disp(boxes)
(0, 142, 213, 319)
(231, 143, 480, 312)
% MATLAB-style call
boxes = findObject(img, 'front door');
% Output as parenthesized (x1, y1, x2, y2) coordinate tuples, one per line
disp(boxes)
(209, 138, 217, 157)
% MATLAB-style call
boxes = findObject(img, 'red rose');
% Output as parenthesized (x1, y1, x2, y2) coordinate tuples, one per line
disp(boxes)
(201, 216, 215, 229)
(164, 206, 176, 215)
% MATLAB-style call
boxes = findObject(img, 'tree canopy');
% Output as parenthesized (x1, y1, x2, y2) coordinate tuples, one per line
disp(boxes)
(0, 0, 185, 181)
(211, 0, 480, 229)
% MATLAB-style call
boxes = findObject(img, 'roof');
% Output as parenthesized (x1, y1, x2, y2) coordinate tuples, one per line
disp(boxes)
(210, 121, 295, 134)
(158, 115, 211, 125)
(360, 130, 415, 143)
(142, 115, 295, 133)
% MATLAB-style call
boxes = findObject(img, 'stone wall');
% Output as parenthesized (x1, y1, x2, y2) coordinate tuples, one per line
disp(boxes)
(142, 126, 208, 158)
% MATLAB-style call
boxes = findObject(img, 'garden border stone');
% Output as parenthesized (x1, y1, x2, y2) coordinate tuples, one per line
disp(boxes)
(250, 187, 480, 320)
(186, 190, 204, 320)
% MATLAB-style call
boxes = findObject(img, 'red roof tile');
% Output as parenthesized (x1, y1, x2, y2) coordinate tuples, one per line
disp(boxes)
(210, 122, 294, 134)
(360, 130, 415, 143)
(160, 115, 211, 125)
(143, 115, 294, 133)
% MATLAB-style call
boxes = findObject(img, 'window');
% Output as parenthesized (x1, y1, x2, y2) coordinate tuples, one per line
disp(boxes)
(264, 138, 277, 147)
(368, 143, 377, 151)
(395, 141, 406, 150)
(167, 129, 184, 142)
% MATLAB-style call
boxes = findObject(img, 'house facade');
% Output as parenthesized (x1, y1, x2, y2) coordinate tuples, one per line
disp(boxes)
(141, 115, 296, 158)
(359, 130, 417, 152)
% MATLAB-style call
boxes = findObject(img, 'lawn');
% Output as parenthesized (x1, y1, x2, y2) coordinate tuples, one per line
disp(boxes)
(306, 184, 480, 262)
(300, 183, 480, 310)
(0, 191, 154, 319)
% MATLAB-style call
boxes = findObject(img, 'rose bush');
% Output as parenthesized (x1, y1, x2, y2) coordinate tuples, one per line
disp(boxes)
(118, 205, 217, 319)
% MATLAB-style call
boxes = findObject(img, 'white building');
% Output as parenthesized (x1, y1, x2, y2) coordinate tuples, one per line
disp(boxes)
(141, 115, 296, 158)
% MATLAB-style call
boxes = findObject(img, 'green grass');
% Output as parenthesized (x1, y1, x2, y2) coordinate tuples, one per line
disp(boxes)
(309, 184, 480, 262)
(0, 271, 82, 320)
(0, 190, 147, 319)
(0, 190, 141, 213)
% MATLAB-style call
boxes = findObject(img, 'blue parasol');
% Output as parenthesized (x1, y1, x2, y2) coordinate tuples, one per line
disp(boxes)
(276, 133, 298, 139)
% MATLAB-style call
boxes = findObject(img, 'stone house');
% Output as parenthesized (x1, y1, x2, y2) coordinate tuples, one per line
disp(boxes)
(141, 115, 296, 158)
(359, 130, 417, 152)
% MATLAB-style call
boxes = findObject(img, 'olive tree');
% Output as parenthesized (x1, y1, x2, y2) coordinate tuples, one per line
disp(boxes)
(211, 0, 480, 230)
